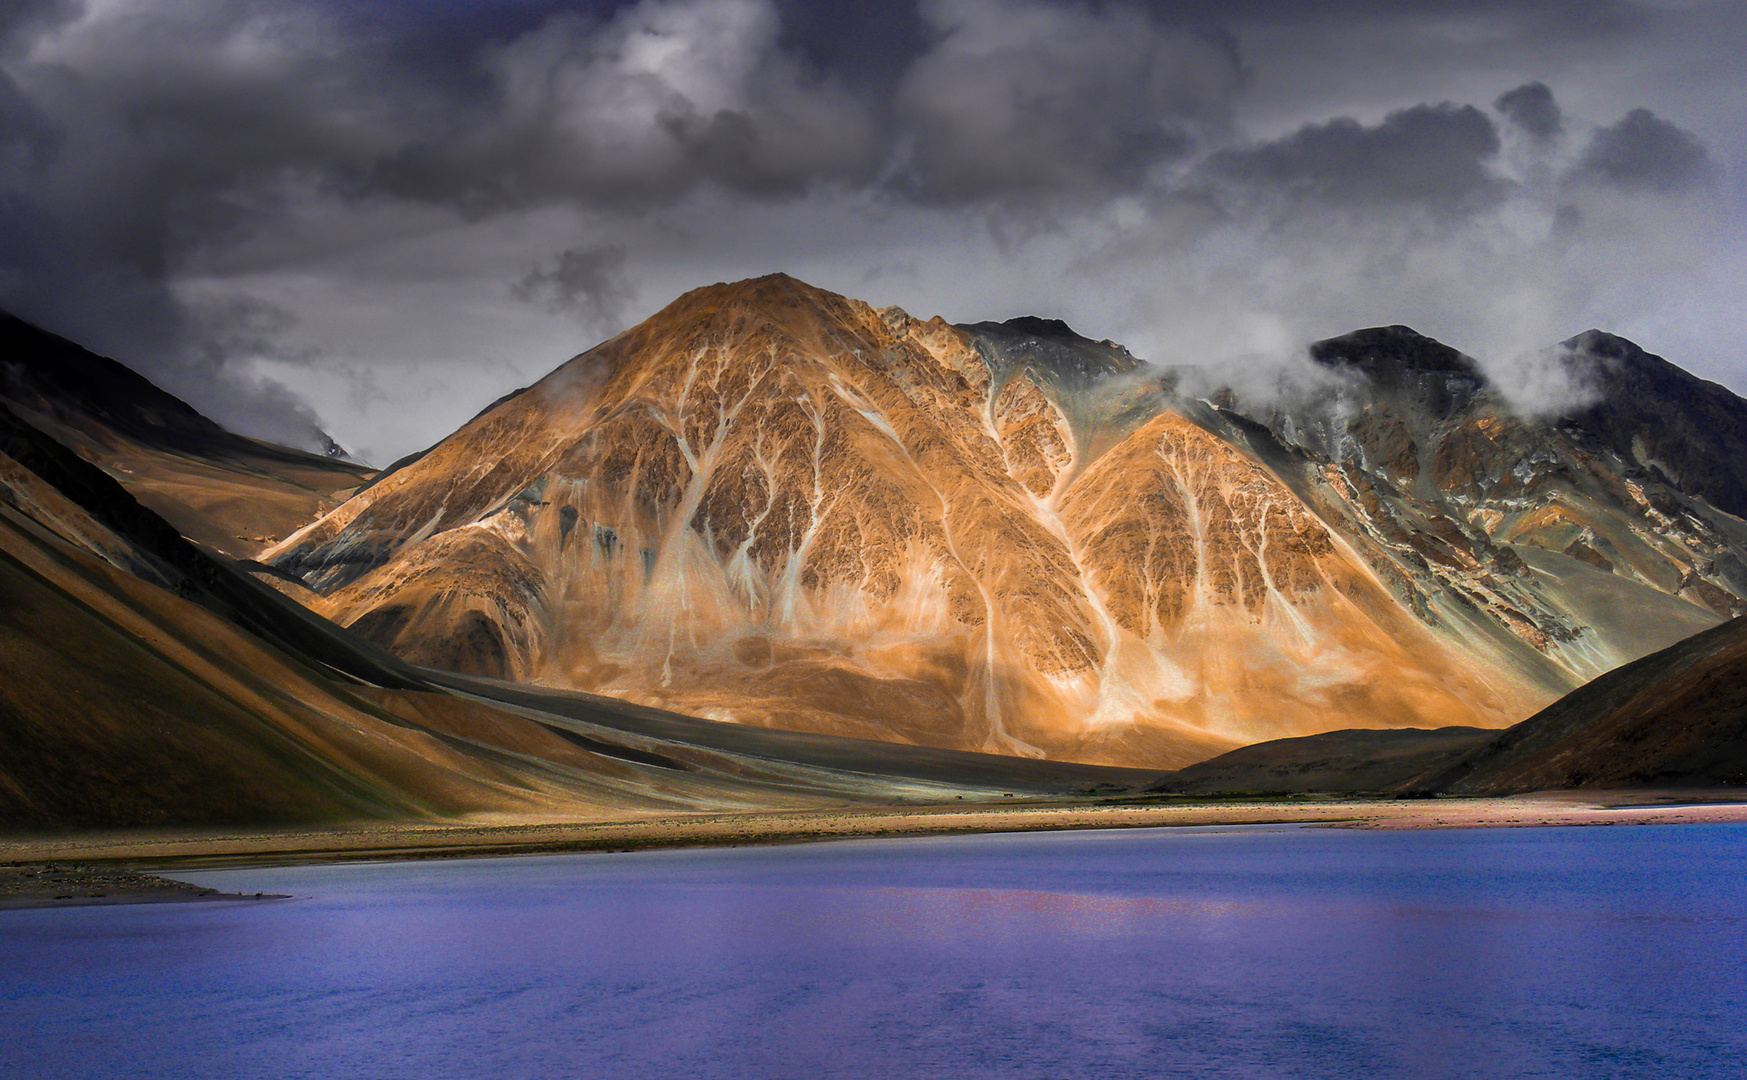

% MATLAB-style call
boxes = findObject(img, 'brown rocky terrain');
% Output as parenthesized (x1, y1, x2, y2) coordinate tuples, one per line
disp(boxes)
(1149, 726, 1494, 796)
(2, 394, 1158, 831)
(1412, 615, 1747, 794)
(4, 283, 1745, 835)
(1138, 614, 1747, 797)
(263, 275, 1747, 768)
(0, 401, 721, 828)
(1165, 326, 1740, 723)
(1, 312, 373, 558)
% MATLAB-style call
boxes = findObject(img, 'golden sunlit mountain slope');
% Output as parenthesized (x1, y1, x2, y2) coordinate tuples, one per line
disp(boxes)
(2, 396, 1160, 829)
(265, 274, 1744, 767)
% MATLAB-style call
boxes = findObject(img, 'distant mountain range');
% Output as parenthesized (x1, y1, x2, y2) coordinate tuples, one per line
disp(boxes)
(2, 277, 1742, 827)
(256, 274, 1744, 766)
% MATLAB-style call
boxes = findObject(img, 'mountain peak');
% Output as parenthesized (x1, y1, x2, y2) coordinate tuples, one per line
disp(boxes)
(252, 275, 1747, 771)
(1305, 325, 1484, 421)
(1309, 325, 1482, 380)
(1557, 329, 1705, 392)
(1564, 328, 1635, 356)
(666, 272, 835, 313)
(958, 314, 1140, 389)
(1548, 328, 1747, 520)
(606, 274, 875, 360)
(997, 315, 1080, 340)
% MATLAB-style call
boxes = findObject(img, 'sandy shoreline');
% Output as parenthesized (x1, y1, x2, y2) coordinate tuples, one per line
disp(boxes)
(3, 791, 1745, 880)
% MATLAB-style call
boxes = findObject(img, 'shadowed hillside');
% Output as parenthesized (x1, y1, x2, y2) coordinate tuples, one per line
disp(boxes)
(1, 312, 374, 558)
(1412, 616, 1747, 794)
(1, 395, 1159, 830)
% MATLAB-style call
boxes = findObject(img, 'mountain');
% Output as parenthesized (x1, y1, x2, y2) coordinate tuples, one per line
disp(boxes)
(1556, 329, 1747, 526)
(0, 400, 614, 828)
(1412, 615, 1747, 794)
(0, 312, 373, 558)
(263, 274, 1747, 768)
(1172, 613, 1747, 797)
(1, 358, 1159, 828)
(1275, 324, 1745, 649)
(1148, 726, 1494, 796)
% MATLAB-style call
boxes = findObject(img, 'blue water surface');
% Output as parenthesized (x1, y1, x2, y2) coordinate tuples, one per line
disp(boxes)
(3, 823, 1746, 1080)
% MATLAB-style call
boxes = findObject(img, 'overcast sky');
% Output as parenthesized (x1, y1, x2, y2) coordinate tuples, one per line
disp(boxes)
(2, 0, 1742, 463)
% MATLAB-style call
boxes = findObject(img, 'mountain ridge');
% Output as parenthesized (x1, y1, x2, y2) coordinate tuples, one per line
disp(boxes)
(258, 274, 1747, 767)
(11, 278, 1743, 831)
(0, 310, 374, 559)
(2, 383, 1159, 829)
(1412, 614, 1747, 794)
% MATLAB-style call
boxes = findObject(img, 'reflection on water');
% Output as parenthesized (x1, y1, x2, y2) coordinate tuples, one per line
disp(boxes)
(4, 823, 1747, 1079)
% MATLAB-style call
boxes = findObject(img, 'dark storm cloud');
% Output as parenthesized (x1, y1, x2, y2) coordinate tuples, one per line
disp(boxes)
(181, 291, 332, 444)
(0, 0, 1256, 378)
(511, 243, 635, 331)
(0, 0, 848, 436)
(1201, 103, 1503, 216)
(1495, 82, 1562, 140)
(0, 0, 1736, 456)
(369, 0, 883, 213)
(891, 0, 1246, 204)
(0, 175, 186, 374)
(771, 0, 927, 96)
(189, 292, 306, 365)
(0, 0, 427, 444)
(0, 70, 55, 168)
(0, 0, 79, 49)
(1571, 108, 1716, 193)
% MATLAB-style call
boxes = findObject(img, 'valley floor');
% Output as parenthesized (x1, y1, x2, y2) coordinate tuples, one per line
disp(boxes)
(4, 791, 1746, 884)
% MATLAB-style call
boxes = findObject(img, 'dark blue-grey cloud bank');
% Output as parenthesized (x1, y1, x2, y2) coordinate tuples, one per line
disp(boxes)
(0, 0, 1738, 459)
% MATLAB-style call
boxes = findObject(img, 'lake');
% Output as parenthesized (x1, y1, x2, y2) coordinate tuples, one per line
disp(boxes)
(4, 823, 1746, 1079)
